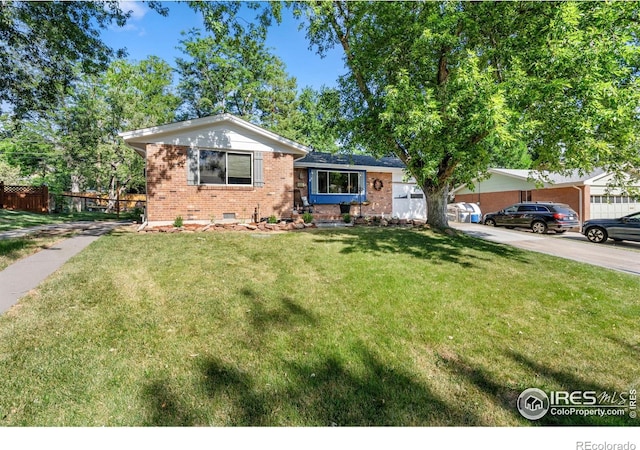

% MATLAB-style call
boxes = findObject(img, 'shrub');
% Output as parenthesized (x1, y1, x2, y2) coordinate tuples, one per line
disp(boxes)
(342, 213, 351, 224)
(302, 212, 313, 224)
(267, 215, 278, 224)
(173, 216, 183, 228)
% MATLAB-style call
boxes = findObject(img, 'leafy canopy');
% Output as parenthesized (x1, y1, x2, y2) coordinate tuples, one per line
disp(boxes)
(292, 1, 640, 226)
(0, 0, 168, 119)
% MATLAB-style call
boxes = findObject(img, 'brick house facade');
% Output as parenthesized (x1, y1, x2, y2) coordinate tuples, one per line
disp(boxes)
(120, 114, 427, 225)
(145, 143, 296, 223)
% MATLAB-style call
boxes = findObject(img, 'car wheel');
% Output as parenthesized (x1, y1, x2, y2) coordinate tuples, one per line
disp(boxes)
(531, 221, 548, 234)
(586, 226, 608, 243)
(485, 218, 496, 227)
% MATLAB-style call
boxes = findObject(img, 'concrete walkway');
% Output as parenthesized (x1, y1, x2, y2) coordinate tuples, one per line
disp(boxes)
(0, 222, 126, 314)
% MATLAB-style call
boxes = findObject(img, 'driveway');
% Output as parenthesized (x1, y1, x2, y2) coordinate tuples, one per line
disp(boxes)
(451, 223, 640, 276)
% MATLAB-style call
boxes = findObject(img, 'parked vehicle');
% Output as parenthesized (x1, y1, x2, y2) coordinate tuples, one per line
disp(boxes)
(483, 202, 580, 234)
(582, 211, 640, 243)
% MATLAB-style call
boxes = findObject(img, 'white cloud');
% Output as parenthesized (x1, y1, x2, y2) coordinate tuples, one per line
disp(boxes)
(119, 1, 149, 21)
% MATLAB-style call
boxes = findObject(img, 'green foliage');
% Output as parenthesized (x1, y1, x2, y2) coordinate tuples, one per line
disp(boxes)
(0, 1, 167, 120)
(175, 28, 299, 139)
(293, 1, 640, 227)
(292, 87, 342, 151)
(173, 216, 184, 228)
(302, 212, 313, 224)
(342, 213, 351, 224)
(267, 215, 278, 224)
(0, 154, 22, 184)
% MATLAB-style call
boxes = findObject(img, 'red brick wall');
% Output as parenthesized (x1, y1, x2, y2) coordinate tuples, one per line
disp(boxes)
(145, 144, 295, 223)
(292, 169, 393, 217)
(455, 190, 521, 216)
(531, 186, 587, 221)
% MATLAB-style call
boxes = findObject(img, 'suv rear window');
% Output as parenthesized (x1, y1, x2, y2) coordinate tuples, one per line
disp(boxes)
(552, 206, 576, 215)
(517, 205, 537, 212)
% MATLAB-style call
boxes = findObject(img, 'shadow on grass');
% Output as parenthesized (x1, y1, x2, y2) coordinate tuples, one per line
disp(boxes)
(240, 287, 318, 333)
(0, 238, 29, 257)
(605, 335, 640, 358)
(141, 343, 484, 425)
(194, 342, 482, 426)
(439, 349, 635, 426)
(142, 379, 198, 426)
(311, 227, 530, 267)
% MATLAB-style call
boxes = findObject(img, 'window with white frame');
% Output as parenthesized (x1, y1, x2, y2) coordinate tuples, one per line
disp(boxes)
(199, 150, 252, 185)
(314, 170, 362, 194)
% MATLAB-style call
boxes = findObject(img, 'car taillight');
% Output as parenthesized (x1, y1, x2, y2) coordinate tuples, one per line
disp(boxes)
(553, 213, 565, 220)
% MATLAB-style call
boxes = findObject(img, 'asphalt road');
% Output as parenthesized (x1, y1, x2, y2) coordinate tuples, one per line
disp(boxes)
(451, 223, 640, 277)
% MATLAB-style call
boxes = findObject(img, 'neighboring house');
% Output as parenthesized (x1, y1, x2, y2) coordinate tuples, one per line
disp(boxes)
(453, 168, 640, 220)
(120, 114, 426, 225)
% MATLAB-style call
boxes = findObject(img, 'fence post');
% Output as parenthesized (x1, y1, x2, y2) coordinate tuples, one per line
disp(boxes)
(0, 181, 4, 209)
(41, 185, 49, 213)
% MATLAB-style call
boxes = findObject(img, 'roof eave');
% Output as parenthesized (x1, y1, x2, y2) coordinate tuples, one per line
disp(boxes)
(118, 114, 310, 156)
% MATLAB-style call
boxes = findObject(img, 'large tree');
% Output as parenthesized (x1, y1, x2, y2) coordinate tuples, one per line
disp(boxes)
(291, 1, 640, 227)
(0, 0, 168, 119)
(175, 27, 300, 139)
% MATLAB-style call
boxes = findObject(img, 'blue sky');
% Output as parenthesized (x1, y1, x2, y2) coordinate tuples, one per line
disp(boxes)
(100, 1, 346, 90)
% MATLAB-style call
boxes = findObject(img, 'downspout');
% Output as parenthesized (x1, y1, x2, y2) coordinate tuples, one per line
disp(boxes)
(572, 185, 583, 225)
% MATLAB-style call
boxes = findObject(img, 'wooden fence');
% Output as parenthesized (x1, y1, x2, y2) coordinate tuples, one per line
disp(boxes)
(0, 182, 49, 213)
(56, 192, 146, 216)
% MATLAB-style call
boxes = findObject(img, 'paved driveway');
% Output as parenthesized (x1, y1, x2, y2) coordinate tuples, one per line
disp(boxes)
(451, 223, 640, 276)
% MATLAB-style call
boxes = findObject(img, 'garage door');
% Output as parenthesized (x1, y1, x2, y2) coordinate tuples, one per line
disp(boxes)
(392, 182, 427, 219)
(590, 195, 639, 219)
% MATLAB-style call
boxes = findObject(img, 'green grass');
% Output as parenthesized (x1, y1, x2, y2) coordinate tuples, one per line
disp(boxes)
(0, 228, 638, 426)
(0, 209, 136, 232)
(0, 233, 76, 271)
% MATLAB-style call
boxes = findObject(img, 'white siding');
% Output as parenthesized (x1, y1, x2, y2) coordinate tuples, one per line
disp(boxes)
(392, 173, 427, 219)
(136, 122, 294, 154)
(456, 173, 537, 195)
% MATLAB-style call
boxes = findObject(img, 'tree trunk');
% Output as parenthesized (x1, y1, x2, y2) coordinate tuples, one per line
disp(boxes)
(106, 175, 117, 213)
(70, 173, 82, 212)
(424, 183, 450, 229)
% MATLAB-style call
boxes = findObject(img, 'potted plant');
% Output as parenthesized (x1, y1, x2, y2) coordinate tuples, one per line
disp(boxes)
(339, 202, 351, 214)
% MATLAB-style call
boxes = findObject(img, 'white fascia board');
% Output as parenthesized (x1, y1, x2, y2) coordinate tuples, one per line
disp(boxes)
(119, 114, 310, 156)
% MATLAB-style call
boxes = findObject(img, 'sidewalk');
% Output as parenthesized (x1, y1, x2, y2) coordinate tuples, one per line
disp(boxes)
(0, 222, 126, 314)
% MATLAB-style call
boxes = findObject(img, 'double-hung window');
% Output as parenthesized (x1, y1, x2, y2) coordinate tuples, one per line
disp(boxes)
(199, 150, 252, 185)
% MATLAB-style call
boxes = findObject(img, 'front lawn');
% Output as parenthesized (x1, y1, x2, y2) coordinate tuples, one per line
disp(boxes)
(0, 228, 637, 426)
(0, 209, 136, 232)
(0, 233, 76, 271)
